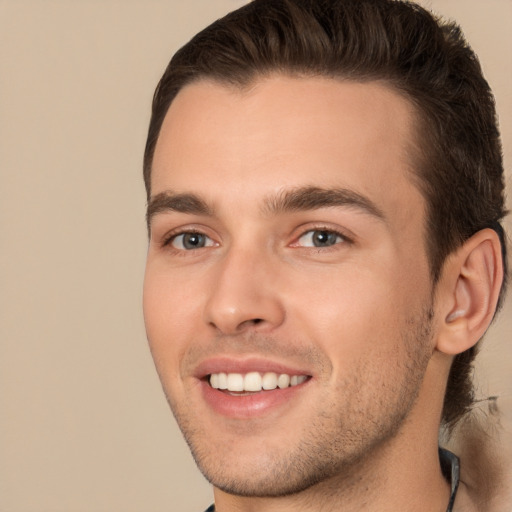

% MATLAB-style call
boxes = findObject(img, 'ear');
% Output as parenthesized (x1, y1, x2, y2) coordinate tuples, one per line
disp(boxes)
(435, 228, 504, 355)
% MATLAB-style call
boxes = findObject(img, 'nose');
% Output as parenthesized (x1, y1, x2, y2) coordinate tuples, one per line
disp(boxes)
(203, 246, 285, 335)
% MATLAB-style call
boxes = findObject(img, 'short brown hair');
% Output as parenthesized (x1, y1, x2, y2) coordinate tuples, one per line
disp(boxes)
(143, 0, 508, 429)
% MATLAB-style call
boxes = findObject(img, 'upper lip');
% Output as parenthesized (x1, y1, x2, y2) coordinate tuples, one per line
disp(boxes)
(194, 356, 313, 380)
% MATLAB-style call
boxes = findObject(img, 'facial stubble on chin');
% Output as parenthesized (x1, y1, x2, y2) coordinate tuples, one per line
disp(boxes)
(162, 305, 435, 499)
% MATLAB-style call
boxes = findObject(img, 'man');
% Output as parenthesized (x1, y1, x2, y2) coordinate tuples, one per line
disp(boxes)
(142, 0, 508, 510)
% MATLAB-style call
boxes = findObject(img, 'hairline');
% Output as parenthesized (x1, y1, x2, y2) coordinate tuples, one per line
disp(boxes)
(145, 71, 428, 197)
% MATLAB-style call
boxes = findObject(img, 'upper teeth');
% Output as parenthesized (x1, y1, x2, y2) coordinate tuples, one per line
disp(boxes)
(209, 372, 307, 392)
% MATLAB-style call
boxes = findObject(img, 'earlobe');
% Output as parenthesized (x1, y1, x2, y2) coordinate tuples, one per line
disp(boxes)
(436, 228, 503, 356)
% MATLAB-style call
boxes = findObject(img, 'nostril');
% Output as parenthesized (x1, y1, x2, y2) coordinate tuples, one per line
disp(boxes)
(252, 318, 263, 324)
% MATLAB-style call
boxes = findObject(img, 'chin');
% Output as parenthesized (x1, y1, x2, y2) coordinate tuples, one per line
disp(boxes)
(181, 412, 398, 499)
(194, 448, 344, 498)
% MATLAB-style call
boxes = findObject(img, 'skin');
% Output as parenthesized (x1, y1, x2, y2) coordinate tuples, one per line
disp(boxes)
(143, 76, 496, 511)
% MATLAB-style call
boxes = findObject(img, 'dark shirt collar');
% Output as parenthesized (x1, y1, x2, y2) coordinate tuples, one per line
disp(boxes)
(440, 448, 460, 512)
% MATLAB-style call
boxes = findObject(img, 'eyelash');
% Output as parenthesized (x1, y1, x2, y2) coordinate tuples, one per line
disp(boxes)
(162, 229, 211, 249)
(292, 226, 353, 249)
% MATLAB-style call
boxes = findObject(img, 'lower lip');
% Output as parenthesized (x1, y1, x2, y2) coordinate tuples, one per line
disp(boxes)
(200, 379, 310, 419)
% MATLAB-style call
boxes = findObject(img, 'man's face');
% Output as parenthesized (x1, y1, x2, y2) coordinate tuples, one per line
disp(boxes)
(144, 76, 437, 496)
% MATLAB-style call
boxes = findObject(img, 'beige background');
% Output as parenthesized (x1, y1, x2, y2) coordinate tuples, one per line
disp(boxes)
(0, 1, 510, 511)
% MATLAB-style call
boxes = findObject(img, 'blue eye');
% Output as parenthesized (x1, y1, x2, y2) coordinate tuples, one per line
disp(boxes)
(171, 232, 214, 250)
(297, 230, 344, 248)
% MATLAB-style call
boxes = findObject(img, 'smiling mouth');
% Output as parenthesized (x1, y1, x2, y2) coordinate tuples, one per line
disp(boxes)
(208, 371, 310, 393)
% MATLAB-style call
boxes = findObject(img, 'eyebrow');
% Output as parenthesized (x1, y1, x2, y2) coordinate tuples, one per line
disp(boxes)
(263, 186, 386, 220)
(146, 191, 213, 228)
(146, 186, 385, 228)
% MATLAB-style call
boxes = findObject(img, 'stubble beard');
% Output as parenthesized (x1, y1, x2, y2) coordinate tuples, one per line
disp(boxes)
(164, 306, 435, 499)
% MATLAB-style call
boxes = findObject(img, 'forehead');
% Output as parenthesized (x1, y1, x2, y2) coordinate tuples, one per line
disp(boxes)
(151, 75, 424, 229)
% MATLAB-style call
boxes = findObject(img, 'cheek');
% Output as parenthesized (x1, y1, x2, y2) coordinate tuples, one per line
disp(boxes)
(284, 261, 423, 365)
(143, 265, 203, 368)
